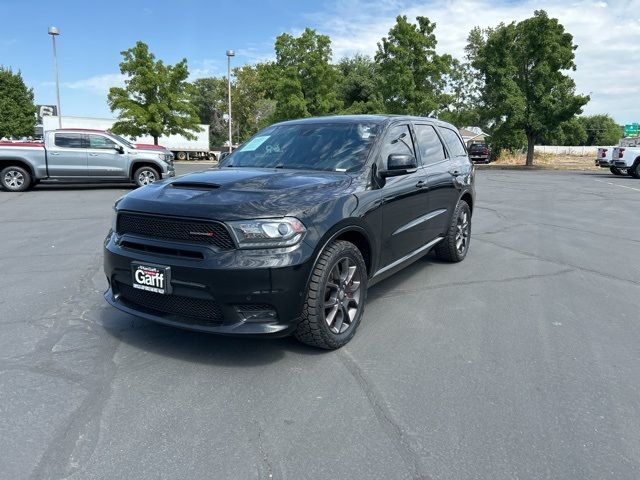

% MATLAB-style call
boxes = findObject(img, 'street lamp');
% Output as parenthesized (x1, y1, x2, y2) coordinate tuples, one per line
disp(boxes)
(48, 26, 62, 129)
(226, 49, 235, 153)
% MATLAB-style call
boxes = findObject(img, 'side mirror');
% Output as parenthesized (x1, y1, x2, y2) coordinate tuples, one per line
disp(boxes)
(380, 153, 418, 178)
(115, 145, 125, 154)
(218, 151, 230, 161)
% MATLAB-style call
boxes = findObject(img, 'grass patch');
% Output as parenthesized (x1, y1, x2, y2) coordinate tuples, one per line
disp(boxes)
(483, 151, 600, 171)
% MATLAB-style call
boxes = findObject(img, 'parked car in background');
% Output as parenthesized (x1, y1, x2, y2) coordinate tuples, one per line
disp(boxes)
(103, 115, 475, 349)
(468, 142, 491, 163)
(612, 145, 640, 178)
(0, 129, 175, 192)
(595, 147, 626, 175)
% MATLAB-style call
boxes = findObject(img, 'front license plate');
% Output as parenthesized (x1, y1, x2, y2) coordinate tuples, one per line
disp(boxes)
(131, 262, 171, 294)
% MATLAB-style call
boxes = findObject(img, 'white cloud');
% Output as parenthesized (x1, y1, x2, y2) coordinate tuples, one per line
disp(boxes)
(63, 73, 126, 96)
(309, 0, 640, 124)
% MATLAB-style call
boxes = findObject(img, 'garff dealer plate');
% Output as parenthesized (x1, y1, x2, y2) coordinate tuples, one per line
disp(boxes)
(131, 262, 171, 295)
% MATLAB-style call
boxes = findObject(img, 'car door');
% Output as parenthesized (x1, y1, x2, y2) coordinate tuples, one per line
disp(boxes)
(378, 123, 431, 268)
(87, 134, 128, 177)
(46, 133, 87, 177)
(413, 123, 459, 240)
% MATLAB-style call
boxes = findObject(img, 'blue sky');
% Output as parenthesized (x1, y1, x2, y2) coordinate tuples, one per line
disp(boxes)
(1, 0, 638, 124)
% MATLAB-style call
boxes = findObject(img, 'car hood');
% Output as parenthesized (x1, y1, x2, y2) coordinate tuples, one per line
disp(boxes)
(117, 167, 355, 221)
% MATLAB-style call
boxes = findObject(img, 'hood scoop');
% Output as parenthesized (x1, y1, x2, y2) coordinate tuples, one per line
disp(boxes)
(171, 181, 221, 190)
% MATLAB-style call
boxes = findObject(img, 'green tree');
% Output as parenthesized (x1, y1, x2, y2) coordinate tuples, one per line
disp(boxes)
(336, 55, 384, 114)
(191, 76, 228, 147)
(473, 11, 589, 165)
(0, 67, 36, 139)
(375, 15, 452, 116)
(538, 116, 587, 145)
(579, 114, 622, 146)
(108, 41, 200, 145)
(233, 65, 276, 141)
(271, 28, 342, 121)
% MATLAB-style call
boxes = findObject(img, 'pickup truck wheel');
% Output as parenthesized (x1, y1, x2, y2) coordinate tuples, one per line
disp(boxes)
(294, 240, 368, 350)
(1, 166, 31, 192)
(134, 166, 159, 187)
(435, 200, 471, 262)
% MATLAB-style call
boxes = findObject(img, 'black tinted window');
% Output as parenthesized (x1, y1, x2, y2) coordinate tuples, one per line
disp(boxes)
(88, 135, 117, 149)
(54, 133, 84, 148)
(380, 124, 415, 165)
(414, 124, 446, 165)
(439, 127, 467, 157)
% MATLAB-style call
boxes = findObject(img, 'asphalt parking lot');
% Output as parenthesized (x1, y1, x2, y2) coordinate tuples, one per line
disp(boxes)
(1, 166, 639, 480)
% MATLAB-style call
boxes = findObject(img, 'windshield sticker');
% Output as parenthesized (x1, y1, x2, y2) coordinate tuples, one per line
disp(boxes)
(241, 136, 270, 151)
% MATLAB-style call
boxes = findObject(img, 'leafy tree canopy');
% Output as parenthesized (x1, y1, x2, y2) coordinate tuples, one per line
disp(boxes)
(375, 15, 452, 116)
(473, 10, 589, 164)
(0, 67, 36, 139)
(108, 41, 200, 145)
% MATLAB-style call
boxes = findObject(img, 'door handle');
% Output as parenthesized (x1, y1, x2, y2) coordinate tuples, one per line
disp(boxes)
(89, 153, 99, 156)
(50, 152, 60, 155)
(415, 180, 427, 189)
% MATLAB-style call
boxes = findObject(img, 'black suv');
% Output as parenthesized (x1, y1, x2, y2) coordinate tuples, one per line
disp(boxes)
(104, 115, 475, 349)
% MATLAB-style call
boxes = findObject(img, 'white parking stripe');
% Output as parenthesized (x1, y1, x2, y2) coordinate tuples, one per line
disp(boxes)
(594, 179, 640, 192)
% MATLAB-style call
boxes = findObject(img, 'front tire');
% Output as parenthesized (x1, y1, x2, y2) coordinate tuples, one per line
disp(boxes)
(435, 200, 471, 262)
(134, 166, 159, 188)
(1, 166, 31, 192)
(294, 240, 368, 350)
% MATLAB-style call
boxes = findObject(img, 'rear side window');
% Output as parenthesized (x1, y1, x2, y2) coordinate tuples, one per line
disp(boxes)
(88, 135, 117, 150)
(379, 124, 415, 163)
(413, 124, 446, 166)
(54, 133, 85, 148)
(439, 127, 467, 157)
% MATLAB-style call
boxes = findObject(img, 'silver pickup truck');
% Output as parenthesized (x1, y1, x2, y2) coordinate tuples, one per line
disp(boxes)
(0, 129, 175, 192)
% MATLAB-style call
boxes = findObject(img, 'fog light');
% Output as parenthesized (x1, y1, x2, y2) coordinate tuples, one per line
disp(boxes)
(235, 305, 278, 322)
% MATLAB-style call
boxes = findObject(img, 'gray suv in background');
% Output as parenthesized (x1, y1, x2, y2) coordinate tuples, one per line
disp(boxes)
(0, 129, 175, 191)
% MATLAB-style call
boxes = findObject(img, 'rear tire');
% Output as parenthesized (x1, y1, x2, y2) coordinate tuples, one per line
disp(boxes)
(435, 200, 471, 262)
(610, 167, 624, 176)
(294, 240, 367, 350)
(134, 166, 159, 188)
(1, 166, 31, 192)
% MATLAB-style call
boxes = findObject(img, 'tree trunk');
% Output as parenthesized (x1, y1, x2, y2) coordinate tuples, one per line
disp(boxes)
(526, 133, 535, 166)
(153, 136, 158, 145)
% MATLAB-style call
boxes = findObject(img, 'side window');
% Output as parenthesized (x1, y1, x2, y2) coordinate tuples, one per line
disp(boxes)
(414, 124, 446, 166)
(54, 133, 84, 148)
(439, 127, 467, 157)
(88, 135, 117, 150)
(379, 124, 415, 165)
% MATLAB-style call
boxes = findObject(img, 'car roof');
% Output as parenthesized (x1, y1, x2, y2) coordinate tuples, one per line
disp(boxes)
(274, 114, 451, 128)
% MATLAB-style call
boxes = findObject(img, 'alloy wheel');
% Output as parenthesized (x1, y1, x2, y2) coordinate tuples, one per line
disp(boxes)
(4, 169, 25, 189)
(455, 210, 470, 254)
(138, 170, 156, 186)
(323, 257, 362, 334)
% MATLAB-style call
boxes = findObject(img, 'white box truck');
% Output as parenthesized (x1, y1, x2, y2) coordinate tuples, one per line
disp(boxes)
(43, 116, 213, 160)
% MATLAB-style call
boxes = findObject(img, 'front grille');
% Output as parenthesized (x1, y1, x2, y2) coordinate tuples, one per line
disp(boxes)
(117, 212, 235, 250)
(117, 282, 224, 326)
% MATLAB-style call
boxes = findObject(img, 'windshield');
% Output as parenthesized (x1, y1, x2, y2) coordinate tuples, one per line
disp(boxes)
(107, 132, 134, 149)
(221, 122, 380, 172)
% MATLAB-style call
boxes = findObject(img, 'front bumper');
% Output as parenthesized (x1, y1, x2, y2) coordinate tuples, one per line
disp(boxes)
(162, 167, 175, 179)
(103, 231, 315, 336)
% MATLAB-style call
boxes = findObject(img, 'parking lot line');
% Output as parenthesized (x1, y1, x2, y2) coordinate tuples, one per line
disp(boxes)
(593, 179, 640, 192)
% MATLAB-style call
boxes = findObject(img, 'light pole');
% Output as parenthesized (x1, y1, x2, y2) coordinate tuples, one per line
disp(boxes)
(48, 26, 62, 129)
(226, 49, 235, 153)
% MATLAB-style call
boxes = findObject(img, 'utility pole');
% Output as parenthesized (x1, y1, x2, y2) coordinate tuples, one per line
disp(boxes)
(226, 50, 235, 153)
(48, 26, 62, 129)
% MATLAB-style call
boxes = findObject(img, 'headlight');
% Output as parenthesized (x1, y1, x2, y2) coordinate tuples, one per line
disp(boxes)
(111, 207, 118, 233)
(227, 217, 306, 249)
